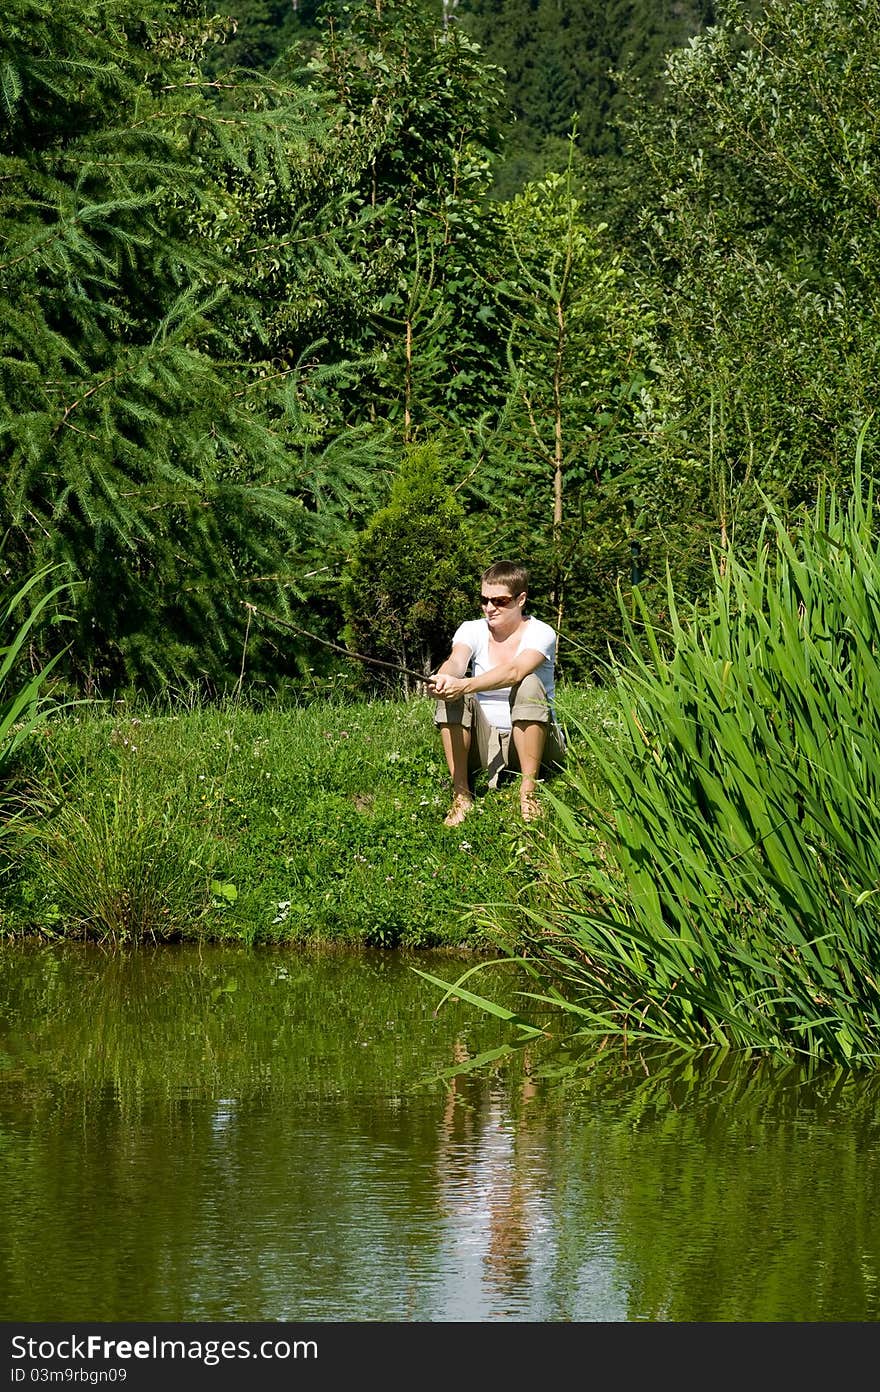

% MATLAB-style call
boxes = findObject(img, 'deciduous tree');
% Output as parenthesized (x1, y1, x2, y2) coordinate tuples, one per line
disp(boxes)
(615, 0, 880, 585)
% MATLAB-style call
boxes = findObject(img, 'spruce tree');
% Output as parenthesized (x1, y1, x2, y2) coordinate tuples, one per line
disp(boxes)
(340, 441, 477, 690)
(0, 0, 369, 693)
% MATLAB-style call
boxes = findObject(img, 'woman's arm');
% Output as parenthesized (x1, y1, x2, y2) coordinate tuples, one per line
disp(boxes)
(430, 648, 544, 700)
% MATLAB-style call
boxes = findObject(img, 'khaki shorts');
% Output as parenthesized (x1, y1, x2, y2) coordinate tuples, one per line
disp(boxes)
(434, 672, 566, 789)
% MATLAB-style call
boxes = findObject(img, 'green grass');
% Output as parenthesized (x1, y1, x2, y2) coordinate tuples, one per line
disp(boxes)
(1, 683, 610, 948)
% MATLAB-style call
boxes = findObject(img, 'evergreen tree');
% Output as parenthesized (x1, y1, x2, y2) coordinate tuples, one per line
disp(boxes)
(298, 0, 510, 436)
(465, 148, 650, 674)
(0, 0, 369, 693)
(340, 440, 477, 689)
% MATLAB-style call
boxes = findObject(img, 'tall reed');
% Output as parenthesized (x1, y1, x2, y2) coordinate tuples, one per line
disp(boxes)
(502, 457, 880, 1065)
(0, 565, 71, 780)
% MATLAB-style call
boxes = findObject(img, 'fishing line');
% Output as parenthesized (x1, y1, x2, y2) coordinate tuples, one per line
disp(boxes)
(242, 602, 434, 685)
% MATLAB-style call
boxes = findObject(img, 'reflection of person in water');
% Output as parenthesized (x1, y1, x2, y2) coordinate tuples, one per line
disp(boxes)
(435, 1041, 546, 1315)
(484, 1060, 539, 1299)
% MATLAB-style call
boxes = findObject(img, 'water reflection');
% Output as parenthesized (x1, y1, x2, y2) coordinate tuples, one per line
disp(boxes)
(1, 943, 880, 1321)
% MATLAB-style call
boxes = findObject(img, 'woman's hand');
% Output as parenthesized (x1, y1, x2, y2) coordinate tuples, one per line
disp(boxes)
(429, 673, 469, 700)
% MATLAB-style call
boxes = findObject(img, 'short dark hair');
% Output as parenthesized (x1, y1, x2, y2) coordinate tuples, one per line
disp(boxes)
(481, 560, 528, 595)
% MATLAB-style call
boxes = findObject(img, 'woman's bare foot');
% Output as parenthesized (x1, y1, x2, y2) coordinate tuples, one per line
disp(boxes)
(520, 789, 542, 822)
(443, 792, 474, 828)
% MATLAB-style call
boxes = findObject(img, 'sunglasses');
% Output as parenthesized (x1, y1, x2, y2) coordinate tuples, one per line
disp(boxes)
(480, 593, 517, 608)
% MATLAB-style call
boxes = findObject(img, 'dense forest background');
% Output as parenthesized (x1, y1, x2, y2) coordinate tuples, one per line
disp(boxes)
(205, 0, 720, 195)
(2, 0, 876, 698)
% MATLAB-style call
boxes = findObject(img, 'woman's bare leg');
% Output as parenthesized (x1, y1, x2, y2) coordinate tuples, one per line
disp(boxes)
(439, 724, 474, 826)
(511, 720, 546, 819)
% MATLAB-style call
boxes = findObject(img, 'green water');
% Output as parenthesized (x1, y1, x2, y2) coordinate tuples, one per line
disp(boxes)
(1, 943, 879, 1322)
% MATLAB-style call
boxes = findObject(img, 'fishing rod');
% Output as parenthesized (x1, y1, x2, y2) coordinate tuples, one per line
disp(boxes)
(243, 602, 435, 686)
(246, 600, 607, 680)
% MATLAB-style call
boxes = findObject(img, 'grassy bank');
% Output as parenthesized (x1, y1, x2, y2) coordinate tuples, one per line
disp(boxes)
(0, 684, 615, 949)
(8, 474, 880, 1070)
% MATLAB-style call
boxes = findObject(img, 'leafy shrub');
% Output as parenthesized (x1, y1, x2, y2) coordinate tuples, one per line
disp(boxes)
(340, 441, 479, 690)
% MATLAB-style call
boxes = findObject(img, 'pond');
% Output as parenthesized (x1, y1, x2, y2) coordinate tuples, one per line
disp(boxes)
(1, 942, 879, 1322)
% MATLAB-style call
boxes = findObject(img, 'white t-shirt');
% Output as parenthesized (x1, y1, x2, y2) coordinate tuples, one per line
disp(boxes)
(451, 615, 557, 731)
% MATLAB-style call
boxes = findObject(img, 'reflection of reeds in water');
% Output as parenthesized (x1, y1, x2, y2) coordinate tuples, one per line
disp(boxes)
(541, 1038, 880, 1130)
(433, 1035, 880, 1315)
(0, 944, 530, 1104)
